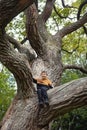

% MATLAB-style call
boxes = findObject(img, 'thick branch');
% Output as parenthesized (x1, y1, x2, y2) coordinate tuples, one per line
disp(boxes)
(0, 0, 33, 29)
(26, 4, 47, 57)
(6, 34, 35, 61)
(34, 0, 38, 9)
(1, 77, 87, 129)
(6, 34, 21, 49)
(63, 65, 87, 74)
(55, 13, 87, 38)
(41, 0, 56, 22)
(38, 77, 87, 127)
(0, 37, 34, 98)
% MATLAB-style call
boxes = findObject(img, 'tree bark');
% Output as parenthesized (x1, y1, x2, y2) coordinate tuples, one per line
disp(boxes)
(1, 77, 87, 130)
(0, 0, 33, 29)
(55, 13, 87, 38)
(0, 0, 87, 130)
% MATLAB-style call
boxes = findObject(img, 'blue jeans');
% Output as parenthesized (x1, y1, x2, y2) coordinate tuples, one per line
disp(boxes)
(37, 86, 49, 103)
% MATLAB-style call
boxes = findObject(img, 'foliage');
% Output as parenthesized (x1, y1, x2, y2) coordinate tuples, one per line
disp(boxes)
(0, 67, 15, 121)
(52, 67, 87, 130)
(52, 106, 87, 130)
(53, 51, 87, 130)
(6, 12, 26, 41)
(62, 29, 87, 66)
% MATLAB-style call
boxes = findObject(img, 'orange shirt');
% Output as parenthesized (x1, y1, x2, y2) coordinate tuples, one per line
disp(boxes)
(35, 78, 52, 86)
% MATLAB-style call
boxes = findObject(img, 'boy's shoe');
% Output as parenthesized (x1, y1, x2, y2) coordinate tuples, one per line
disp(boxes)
(44, 100, 49, 106)
(39, 102, 44, 108)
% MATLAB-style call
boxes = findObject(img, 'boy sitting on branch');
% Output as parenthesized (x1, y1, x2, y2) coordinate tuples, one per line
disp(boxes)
(33, 71, 53, 107)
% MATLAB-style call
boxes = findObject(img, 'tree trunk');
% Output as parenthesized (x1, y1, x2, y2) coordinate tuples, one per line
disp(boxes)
(1, 77, 87, 130)
(1, 95, 41, 130)
(0, 38, 63, 130)
(0, 1, 87, 130)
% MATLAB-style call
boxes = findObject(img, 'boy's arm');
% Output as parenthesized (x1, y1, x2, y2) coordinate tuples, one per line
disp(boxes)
(48, 80, 53, 89)
(49, 84, 53, 89)
(33, 78, 37, 84)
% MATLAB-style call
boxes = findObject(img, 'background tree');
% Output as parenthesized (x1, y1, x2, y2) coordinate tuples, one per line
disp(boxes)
(52, 106, 87, 130)
(52, 67, 87, 130)
(0, 67, 15, 122)
(0, 0, 87, 130)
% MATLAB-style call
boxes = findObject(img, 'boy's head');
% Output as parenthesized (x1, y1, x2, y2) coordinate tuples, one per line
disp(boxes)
(41, 71, 47, 79)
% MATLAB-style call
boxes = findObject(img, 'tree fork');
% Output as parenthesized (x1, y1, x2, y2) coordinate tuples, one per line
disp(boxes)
(0, 37, 34, 98)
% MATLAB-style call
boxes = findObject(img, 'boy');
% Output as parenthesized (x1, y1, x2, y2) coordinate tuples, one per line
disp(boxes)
(33, 71, 53, 107)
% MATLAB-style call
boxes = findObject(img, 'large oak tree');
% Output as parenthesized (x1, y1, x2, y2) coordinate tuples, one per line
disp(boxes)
(0, 0, 87, 130)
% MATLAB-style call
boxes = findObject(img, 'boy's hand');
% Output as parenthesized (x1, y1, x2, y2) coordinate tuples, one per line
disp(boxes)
(49, 85, 54, 89)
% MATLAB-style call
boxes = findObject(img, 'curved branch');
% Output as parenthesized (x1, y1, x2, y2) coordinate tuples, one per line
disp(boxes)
(6, 34, 21, 49)
(77, 1, 87, 35)
(34, 0, 38, 9)
(26, 4, 48, 57)
(53, 5, 67, 19)
(21, 37, 28, 44)
(62, 43, 79, 54)
(63, 65, 87, 74)
(6, 34, 36, 61)
(53, 5, 77, 20)
(41, 0, 56, 22)
(77, 1, 87, 20)
(62, 48, 77, 54)
(55, 13, 87, 38)
(0, 37, 34, 98)
(38, 77, 87, 126)
(61, 0, 76, 8)
(0, 0, 33, 29)
(61, 0, 66, 7)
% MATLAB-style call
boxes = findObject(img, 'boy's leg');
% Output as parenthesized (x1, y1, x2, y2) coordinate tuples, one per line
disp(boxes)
(41, 87, 49, 106)
(37, 89, 44, 107)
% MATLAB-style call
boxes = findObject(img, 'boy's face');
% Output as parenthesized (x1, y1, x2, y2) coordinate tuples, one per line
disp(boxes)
(41, 72, 47, 79)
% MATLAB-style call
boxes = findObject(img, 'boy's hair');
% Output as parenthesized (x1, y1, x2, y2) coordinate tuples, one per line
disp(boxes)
(41, 71, 47, 75)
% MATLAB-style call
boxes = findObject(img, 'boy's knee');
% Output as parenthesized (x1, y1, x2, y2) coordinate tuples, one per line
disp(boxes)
(37, 89, 41, 93)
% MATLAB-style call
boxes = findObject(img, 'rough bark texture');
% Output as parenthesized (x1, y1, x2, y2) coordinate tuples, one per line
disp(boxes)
(1, 77, 87, 130)
(0, 0, 87, 130)
(0, 36, 34, 99)
(0, 0, 33, 29)
(1, 95, 40, 130)
(26, 3, 63, 86)
(39, 77, 87, 126)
